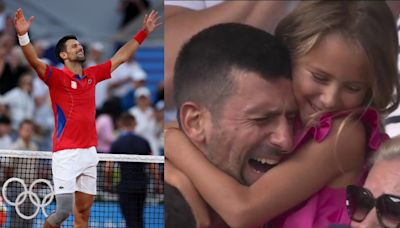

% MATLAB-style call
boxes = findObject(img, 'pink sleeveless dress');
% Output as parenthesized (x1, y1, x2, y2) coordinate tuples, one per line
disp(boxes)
(269, 108, 389, 228)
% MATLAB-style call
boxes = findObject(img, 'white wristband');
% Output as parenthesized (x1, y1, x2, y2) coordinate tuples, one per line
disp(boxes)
(18, 33, 30, 46)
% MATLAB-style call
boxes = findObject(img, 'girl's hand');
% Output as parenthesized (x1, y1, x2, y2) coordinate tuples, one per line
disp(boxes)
(164, 121, 180, 159)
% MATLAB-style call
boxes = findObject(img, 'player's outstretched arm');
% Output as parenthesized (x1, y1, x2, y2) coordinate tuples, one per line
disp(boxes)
(110, 10, 161, 72)
(14, 8, 46, 77)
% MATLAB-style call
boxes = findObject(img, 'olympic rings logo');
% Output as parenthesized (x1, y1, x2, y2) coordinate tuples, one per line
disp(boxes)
(1, 178, 54, 220)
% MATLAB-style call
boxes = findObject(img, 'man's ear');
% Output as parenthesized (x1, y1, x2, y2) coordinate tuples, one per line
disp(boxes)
(179, 102, 208, 143)
(59, 52, 67, 61)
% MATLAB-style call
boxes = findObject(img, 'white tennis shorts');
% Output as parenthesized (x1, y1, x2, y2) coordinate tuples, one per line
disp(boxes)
(52, 146, 99, 195)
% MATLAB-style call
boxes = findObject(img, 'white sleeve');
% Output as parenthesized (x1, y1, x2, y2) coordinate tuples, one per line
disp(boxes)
(2, 89, 18, 104)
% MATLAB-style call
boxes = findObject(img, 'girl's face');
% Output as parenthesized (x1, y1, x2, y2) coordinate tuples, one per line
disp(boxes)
(292, 33, 370, 124)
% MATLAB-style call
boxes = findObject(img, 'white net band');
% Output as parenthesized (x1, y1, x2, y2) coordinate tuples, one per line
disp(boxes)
(0, 149, 164, 163)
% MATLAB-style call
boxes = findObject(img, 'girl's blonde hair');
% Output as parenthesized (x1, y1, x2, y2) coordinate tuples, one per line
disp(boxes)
(275, 1, 400, 114)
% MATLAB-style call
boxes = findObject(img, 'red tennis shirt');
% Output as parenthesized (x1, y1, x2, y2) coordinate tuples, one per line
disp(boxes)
(38, 61, 111, 152)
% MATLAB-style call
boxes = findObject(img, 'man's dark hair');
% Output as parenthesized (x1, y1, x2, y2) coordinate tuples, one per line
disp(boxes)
(173, 23, 292, 121)
(19, 119, 34, 130)
(118, 112, 136, 128)
(55, 35, 78, 64)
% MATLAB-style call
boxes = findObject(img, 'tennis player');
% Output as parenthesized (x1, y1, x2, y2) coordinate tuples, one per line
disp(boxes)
(14, 8, 161, 228)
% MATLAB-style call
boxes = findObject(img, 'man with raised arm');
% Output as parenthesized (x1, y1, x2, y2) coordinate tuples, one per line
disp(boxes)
(14, 8, 160, 228)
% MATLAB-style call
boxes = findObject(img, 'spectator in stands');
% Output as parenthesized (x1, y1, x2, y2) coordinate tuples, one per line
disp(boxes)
(9, 46, 29, 72)
(129, 86, 159, 155)
(86, 41, 105, 67)
(2, 14, 16, 39)
(0, 34, 29, 95)
(96, 100, 119, 154)
(2, 72, 35, 131)
(3, 119, 39, 228)
(347, 136, 400, 228)
(0, 115, 11, 149)
(1, 33, 15, 56)
(11, 119, 39, 151)
(106, 112, 161, 228)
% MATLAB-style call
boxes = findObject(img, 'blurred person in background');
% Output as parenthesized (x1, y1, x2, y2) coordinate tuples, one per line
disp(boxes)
(1, 33, 15, 57)
(11, 119, 38, 151)
(106, 112, 162, 228)
(86, 41, 105, 67)
(8, 45, 29, 72)
(96, 100, 119, 154)
(0, 34, 29, 95)
(1, 72, 35, 132)
(129, 86, 159, 155)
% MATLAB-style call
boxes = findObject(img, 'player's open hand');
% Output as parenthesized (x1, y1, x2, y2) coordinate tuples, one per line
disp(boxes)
(143, 10, 162, 34)
(14, 8, 34, 36)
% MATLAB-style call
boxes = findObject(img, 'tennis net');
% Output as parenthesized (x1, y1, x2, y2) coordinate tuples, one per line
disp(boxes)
(0, 150, 164, 228)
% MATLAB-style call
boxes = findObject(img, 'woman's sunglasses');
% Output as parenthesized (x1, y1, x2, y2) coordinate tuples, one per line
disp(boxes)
(346, 185, 400, 228)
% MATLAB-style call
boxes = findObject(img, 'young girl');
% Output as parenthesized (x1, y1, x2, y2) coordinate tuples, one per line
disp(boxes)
(166, 1, 400, 227)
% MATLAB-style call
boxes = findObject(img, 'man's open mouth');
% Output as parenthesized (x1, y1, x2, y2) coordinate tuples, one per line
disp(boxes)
(248, 157, 280, 173)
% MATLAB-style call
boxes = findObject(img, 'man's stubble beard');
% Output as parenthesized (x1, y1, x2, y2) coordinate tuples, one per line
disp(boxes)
(76, 56, 86, 64)
(204, 129, 248, 186)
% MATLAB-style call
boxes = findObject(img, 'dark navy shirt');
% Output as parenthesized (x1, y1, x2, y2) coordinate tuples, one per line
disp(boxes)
(110, 131, 151, 193)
